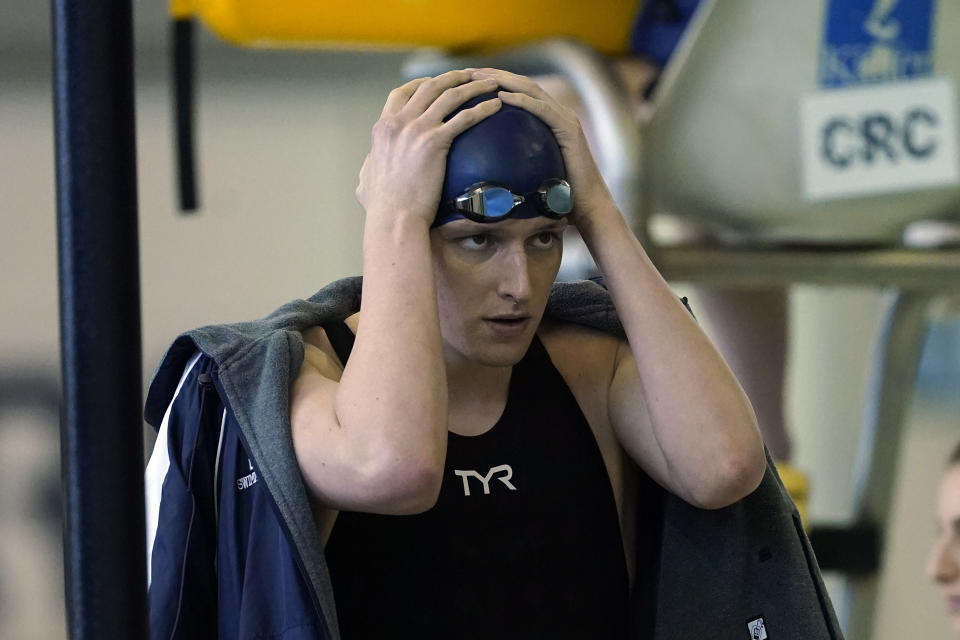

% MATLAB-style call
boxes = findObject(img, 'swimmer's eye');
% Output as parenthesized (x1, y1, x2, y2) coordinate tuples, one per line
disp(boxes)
(458, 234, 490, 250)
(530, 232, 560, 249)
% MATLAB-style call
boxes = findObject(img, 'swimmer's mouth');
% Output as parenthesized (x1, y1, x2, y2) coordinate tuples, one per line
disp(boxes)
(483, 315, 531, 336)
(484, 315, 530, 324)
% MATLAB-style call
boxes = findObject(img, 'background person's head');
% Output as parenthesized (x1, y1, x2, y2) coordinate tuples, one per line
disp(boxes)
(929, 440, 960, 637)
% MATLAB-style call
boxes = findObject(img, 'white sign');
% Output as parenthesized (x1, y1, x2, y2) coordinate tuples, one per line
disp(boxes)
(800, 76, 959, 201)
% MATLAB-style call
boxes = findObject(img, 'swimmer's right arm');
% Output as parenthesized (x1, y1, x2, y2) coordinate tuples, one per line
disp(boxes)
(289, 71, 502, 515)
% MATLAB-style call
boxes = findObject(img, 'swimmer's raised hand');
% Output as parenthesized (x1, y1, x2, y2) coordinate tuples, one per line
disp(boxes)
(356, 70, 502, 226)
(468, 68, 614, 226)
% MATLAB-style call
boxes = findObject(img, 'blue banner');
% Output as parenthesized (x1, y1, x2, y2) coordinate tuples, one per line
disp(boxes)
(819, 0, 938, 88)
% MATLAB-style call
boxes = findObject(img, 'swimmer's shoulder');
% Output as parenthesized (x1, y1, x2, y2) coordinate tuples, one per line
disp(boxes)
(299, 312, 360, 382)
(537, 317, 624, 393)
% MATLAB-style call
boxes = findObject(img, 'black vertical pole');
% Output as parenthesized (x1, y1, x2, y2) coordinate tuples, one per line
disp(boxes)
(173, 17, 199, 211)
(51, 0, 147, 637)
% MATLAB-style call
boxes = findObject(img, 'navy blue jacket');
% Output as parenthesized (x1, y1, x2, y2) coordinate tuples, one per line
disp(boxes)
(144, 277, 843, 640)
(146, 352, 332, 639)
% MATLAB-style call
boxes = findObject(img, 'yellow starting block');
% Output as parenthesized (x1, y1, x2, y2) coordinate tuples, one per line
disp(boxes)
(168, 0, 647, 211)
(170, 0, 644, 54)
(776, 461, 810, 530)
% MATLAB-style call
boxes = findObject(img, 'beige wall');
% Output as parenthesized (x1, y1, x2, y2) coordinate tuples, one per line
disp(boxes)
(1, 47, 407, 372)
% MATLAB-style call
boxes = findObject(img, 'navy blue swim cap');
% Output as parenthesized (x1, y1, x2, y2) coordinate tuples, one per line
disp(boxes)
(436, 93, 567, 226)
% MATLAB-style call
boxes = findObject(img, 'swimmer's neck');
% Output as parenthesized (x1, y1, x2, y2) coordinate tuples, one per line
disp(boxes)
(442, 349, 513, 406)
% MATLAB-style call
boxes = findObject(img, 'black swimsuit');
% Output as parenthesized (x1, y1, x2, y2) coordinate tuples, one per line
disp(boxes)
(323, 324, 629, 639)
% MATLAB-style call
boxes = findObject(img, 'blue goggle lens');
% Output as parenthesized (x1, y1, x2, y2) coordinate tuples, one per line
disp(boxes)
(482, 187, 518, 218)
(544, 181, 572, 215)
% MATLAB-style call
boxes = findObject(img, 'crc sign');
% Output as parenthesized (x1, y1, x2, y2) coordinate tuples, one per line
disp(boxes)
(822, 109, 938, 168)
(801, 77, 959, 201)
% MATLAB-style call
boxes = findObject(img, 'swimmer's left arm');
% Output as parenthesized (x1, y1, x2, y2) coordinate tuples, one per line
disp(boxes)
(479, 68, 765, 510)
(585, 208, 766, 510)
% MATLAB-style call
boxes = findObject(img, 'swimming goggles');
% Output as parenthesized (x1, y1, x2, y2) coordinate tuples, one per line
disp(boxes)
(439, 179, 573, 224)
